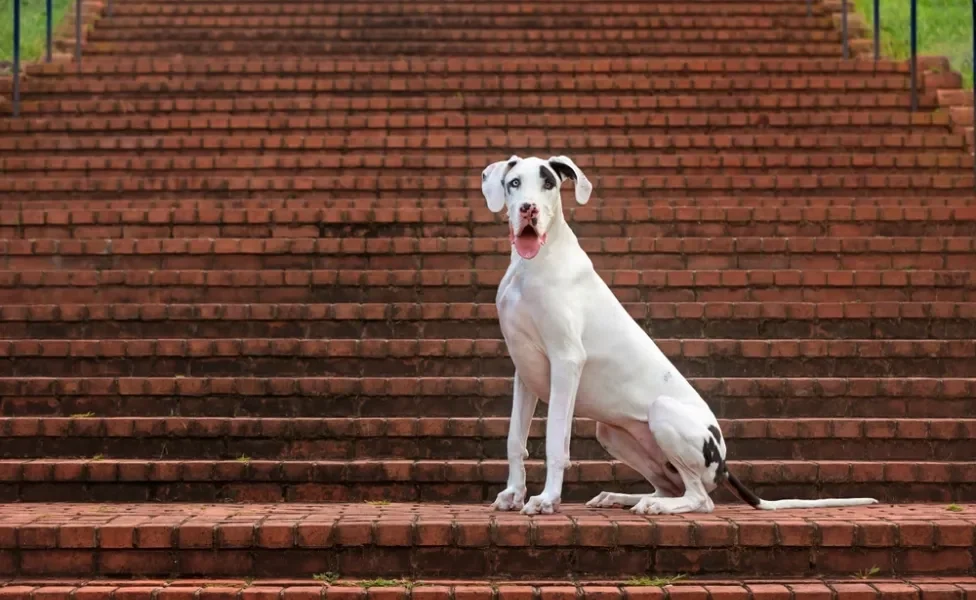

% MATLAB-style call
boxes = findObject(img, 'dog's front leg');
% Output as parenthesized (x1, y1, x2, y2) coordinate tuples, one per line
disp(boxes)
(491, 372, 538, 511)
(521, 353, 583, 515)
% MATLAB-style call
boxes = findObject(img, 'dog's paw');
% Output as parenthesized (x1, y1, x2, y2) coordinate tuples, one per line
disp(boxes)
(631, 496, 666, 515)
(586, 491, 622, 508)
(521, 493, 560, 515)
(490, 486, 527, 511)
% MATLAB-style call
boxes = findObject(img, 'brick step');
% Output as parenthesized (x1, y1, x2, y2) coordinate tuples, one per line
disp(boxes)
(7, 195, 976, 213)
(5, 236, 976, 271)
(13, 74, 919, 99)
(93, 16, 836, 32)
(0, 458, 970, 504)
(7, 205, 976, 238)
(87, 21, 839, 37)
(80, 39, 847, 58)
(4, 133, 962, 154)
(5, 579, 974, 600)
(0, 376, 971, 419)
(1, 416, 970, 462)
(22, 57, 913, 78)
(3, 502, 972, 579)
(107, 2, 833, 18)
(0, 112, 954, 137)
(1, 268, 973, 304)
(3, 302, 975, 341)
(2, 176, 974, 201)
(4, 195, 975, 214)
(4, 155, 972, 178)
(7, 93, 941, 117)
(5, 337, 976, 378)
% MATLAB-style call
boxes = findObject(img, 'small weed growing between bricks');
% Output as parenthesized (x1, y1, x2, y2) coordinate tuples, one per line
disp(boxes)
(366, 500, 391, 505)
(625, 575, 687, 587)
(91, 454, 103, 461)
(855, 567, 881, 579)
(946, 504, 963, 512)
(70, 412, 95, 418)
(236, 454, 250, 464)
(358, 579, 413, 589)
(314, 573, 340, 584)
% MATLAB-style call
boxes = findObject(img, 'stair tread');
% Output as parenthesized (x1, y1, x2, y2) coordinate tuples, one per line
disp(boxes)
(0, 502, 970, 548)
(3, 577, 976, 599)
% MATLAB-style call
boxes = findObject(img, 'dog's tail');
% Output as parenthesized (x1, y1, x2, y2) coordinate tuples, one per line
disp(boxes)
(723, 470, 878, 510)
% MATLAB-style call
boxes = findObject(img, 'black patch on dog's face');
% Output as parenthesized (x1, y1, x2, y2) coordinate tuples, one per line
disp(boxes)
(539, 165, 559, 190)
(549, 160, 577, 182)
(703, 425, 727, 484)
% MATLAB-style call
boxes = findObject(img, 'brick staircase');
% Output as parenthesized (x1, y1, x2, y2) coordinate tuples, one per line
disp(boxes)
(1, 0, 975, 596)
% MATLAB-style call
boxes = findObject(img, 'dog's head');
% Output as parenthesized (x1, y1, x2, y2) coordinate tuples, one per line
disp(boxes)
(480, 155, 593, 260)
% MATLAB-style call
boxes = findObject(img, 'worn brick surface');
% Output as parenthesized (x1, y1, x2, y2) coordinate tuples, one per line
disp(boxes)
(0, 503, 972, 578)
(4, 578, 976, 600)
(1, 0, 976, 586)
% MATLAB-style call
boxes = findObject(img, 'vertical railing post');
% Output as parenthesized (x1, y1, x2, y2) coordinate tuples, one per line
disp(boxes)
(75, 0, 82, 73)
(873, 0, 880, 62)
(12, 0, 21, 117)
(971, 0, 975, 189)
(841, 0, 849, 59)
(46, 0, 53, 62)
(910, 0, 918, 111)
(807, 0, 812, 17)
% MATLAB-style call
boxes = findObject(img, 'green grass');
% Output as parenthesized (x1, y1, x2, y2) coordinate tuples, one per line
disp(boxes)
(0, 0, 73, 65)
(625, 575, 688, 587)
(313, 572, 340, 584)
(853, 0, 974, 88)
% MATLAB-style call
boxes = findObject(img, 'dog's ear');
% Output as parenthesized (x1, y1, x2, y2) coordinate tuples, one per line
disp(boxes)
(481, 155, 521, 213)
(547, 155, 593, 205)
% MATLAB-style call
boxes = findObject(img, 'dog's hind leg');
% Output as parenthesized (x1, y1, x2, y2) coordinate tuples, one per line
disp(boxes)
(586, 422, 681, 509)
(631, 395, 722, 515)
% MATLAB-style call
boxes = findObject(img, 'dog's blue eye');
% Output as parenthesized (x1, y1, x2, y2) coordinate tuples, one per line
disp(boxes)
(544, 181, 554, 190)
(510, 179, 520, 188)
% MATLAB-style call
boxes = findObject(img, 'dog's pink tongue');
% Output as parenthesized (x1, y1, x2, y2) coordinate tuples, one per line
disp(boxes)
(514, 231, 545, 259)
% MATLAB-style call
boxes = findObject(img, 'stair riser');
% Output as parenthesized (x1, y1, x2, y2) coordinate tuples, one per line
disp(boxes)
(1, 287, 971, 304)
(3, 395, 971, 419)
(6, 544, 971, 579)
(3, 253, 974, 271)
(18, 77, 908, 98)
(1, 437, 969, 462)
(1, 356, 973, 378)
(8, 98, 945, 117)
(9, 222, 976, 238)
(3, 188, 971, 201)
(105, 5, 832, 18)
(80, 42, 847, 57)
(11, 167, 976, 180)
(94, 17, 835, 30)
(4, 318, 974, 340)
(0, 480, 969, 506)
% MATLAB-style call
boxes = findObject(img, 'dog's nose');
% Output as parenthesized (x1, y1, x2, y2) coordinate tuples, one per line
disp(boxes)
(520, 203, 531, 213)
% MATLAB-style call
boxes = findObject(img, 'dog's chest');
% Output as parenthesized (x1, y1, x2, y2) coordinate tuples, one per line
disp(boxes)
(496, 271, 550, 395)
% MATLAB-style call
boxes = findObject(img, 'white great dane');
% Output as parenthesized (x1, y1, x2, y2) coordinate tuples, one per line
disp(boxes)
(480, 154, 880, 516)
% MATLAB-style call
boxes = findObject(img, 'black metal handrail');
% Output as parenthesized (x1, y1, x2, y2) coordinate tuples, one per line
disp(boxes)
(8, 0, 110, 116)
